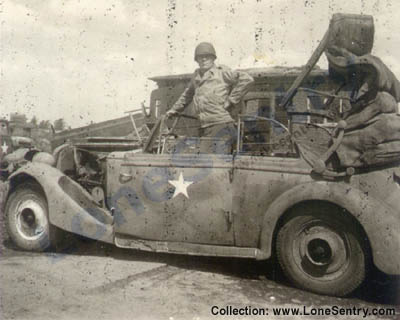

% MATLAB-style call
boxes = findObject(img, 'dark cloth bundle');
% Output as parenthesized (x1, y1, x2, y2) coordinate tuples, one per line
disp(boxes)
(327, 50, 400, 167)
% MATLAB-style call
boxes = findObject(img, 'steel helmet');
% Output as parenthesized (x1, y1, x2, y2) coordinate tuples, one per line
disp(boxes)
(194, 42, 217, 61)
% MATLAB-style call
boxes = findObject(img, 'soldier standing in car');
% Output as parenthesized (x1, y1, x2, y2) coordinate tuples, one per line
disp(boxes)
(166, 42, 254, 153)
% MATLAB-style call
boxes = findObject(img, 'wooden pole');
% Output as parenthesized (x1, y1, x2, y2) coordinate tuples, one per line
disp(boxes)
(279, 29, 330, 109)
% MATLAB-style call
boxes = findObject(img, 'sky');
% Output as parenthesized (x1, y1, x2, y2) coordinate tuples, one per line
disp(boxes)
(1, 0, 399, 128)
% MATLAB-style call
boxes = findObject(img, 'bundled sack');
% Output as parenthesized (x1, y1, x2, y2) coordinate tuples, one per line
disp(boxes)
(336, 92, 400, 167)
(326, 46, 400, 168)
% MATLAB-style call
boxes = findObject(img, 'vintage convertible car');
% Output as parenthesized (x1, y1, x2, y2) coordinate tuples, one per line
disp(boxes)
(3, 113, 400, 297)
(2, 14, 400, 297)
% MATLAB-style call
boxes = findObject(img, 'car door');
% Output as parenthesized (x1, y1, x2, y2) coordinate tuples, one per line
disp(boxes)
(231, 155, 312, 247)
(107, 152, 234, 245)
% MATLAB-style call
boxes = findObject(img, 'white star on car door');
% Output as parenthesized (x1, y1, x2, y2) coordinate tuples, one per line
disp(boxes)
(1, 142, 9, 154)
(168, 172, 193, 199)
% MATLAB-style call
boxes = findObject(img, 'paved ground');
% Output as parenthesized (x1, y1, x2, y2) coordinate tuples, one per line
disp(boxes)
(0, 182, 399, 320)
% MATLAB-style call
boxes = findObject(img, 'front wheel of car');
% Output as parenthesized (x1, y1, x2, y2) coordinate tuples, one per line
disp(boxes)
(276, 206, 367, 296)
(5, 184, 56, 251)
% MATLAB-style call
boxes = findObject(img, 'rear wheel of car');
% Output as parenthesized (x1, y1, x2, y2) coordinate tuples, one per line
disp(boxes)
(276, 205, 367, 296)
(5, 183, 56, 251)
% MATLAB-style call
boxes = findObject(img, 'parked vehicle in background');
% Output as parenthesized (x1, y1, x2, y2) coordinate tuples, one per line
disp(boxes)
(0, 119, 38, 180)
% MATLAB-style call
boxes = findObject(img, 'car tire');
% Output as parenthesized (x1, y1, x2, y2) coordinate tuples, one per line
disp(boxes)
(5, 183, 57, 251)
(276, 206, 366, 296)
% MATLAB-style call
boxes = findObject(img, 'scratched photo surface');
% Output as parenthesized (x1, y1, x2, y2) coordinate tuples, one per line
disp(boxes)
(0, 1, 400, 320)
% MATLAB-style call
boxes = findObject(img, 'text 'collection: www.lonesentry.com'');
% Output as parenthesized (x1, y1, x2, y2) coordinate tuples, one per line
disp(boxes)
(210, 305, 396, 318)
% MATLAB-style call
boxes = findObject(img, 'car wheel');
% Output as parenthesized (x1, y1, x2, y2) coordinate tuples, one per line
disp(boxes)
(276, 206, 366, 296)
(5, 184, 55, 251)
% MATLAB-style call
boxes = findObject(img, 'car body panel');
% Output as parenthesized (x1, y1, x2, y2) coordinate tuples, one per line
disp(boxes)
(107, 152, 235, 244)
(7, 162, 114, 244)
(257, 171, 400, 274)
(231, 155, 312, 247)
(114, 236, 263, 258)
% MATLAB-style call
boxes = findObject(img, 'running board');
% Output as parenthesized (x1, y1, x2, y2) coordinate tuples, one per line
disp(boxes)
(114, 235, 268, 260)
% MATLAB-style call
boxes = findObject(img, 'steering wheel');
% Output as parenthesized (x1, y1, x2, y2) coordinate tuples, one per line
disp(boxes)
(312, 120, 350, 176)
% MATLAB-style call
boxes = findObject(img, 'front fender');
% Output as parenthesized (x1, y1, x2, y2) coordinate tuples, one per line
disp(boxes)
(8, 162, 113, 243)
(258, 181, 400, 275)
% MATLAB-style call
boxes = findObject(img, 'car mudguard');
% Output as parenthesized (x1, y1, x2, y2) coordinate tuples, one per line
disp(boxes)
(7, 162, 114, 244)
(258, 181, 400, 275)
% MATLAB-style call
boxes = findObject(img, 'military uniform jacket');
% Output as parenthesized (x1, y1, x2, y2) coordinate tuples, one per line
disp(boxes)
(170, 64, 254, 128)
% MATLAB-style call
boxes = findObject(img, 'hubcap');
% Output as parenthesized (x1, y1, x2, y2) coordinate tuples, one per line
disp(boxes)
(295, 223, 349, 279)
(15, 199, 48, 241)
(307, 238, 332, 265)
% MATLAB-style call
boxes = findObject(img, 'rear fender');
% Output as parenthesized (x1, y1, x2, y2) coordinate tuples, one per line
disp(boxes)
(258, 181, 400, 275)
(7, 162, 113, 243)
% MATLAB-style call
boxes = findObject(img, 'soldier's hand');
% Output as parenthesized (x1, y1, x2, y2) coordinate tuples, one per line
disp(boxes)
(165, 110, 178, 118)
(224, 100, 233, 111)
